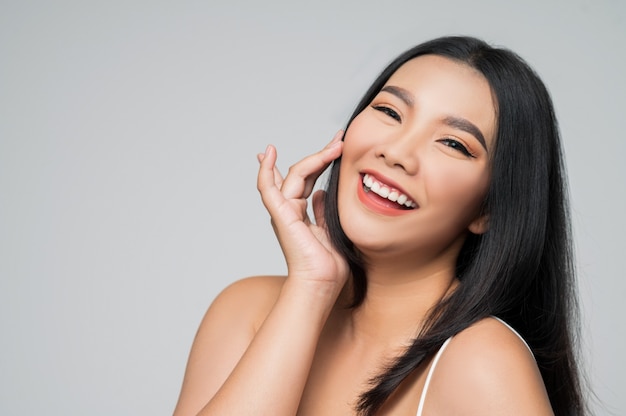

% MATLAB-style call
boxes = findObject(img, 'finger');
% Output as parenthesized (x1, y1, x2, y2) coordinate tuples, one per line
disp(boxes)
(258, 152, 284, 189)
(257, 145, 282, 209)
(257, 145, 302, 224)
(327, 129, 344, 146)
(280, 132, 344, 200)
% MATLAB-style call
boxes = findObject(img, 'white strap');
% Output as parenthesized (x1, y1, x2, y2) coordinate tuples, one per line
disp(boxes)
(415, 337, 453, 416)
(491, 316, 534, 356)
(415, 317, 533, 416)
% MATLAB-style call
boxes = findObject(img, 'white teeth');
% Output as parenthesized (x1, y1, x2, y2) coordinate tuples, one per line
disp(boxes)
(362, 174, 416, 208)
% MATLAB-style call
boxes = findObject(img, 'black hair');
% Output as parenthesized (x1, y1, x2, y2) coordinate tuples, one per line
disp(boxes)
(323, 36, 586, 415)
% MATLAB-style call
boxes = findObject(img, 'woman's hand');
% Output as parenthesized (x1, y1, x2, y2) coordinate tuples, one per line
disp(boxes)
(257, 131, 349, 291)
(175, 132, 350, 416)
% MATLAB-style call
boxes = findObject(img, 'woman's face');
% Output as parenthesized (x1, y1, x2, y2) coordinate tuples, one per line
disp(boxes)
(337, 54, 496, 264)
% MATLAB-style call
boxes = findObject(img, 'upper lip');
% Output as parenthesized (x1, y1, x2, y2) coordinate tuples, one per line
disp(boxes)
(360, 169, 416, 202)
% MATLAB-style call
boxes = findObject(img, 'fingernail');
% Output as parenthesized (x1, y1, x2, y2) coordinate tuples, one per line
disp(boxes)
(326, 130, 344, 147)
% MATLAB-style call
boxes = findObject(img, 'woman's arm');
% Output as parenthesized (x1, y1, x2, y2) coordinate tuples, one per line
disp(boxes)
(196, 276, 341, 415)
(174, 133, 348, 415)
(172, 274, 339, 416)
(172, 275, 281, 415)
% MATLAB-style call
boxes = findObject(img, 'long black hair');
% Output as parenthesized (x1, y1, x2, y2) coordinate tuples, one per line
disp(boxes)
(323, 36, 586, 415)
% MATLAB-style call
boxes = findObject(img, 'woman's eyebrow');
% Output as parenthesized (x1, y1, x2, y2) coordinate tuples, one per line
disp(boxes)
(380, 85, 488, 151)
(380, 85, 414, 107)
(443, 116, 487, 151)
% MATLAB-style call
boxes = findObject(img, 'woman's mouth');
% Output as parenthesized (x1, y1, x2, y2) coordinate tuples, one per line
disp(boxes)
(357, 173, 417, 215)
(362, 174, 417, 208)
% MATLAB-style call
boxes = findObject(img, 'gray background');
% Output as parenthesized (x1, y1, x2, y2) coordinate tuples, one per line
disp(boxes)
(1, 0, 624, 414)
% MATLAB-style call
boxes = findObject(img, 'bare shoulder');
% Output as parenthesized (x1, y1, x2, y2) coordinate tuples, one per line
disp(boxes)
(173, 275, 286, 415)
(208, 275, 286, 330)
(425, 317, 554, 415)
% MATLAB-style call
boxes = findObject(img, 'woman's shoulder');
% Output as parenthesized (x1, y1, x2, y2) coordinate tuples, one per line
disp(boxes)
(450, 317, 534, 361)
(424, 317, 554, 415)
(217, 274, 286, 300)
(209, 275, 286, 330)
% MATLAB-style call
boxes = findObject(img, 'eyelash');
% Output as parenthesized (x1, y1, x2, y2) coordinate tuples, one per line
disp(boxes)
(372, 105, 401, 122)
(438, 138, 475, 158)
(372, 104, 476, 158)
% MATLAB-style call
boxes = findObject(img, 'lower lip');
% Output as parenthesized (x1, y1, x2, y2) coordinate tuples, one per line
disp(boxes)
(356, 178, 414, 217)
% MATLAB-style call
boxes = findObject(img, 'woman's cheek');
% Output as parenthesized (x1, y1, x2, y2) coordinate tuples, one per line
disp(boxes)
(429, 165, 489, 211)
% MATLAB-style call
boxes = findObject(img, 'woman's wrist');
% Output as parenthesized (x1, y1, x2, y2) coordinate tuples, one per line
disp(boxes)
(278, 275, 344, 320)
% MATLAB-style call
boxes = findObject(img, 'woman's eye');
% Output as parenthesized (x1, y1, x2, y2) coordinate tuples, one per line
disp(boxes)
(372, 105, 401, 122)
(439, 138, 475, 158)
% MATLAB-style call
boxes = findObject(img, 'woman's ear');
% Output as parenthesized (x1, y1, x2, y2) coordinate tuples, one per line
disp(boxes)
(468, 214, 489, 235)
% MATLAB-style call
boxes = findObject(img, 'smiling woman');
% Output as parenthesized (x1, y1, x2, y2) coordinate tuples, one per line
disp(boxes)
(173, 36, 587, 416)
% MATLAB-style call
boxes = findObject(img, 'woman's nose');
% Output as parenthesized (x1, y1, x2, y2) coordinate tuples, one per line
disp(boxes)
(374, 133, 420, 175)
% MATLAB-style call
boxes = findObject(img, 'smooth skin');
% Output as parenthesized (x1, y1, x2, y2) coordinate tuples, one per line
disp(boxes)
(173, 55, 554, 416)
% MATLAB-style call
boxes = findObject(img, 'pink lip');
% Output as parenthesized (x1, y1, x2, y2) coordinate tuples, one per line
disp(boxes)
(357, 170, 417, 216)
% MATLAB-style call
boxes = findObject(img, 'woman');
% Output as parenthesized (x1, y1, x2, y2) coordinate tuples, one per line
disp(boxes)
(174, 36, 586, 415)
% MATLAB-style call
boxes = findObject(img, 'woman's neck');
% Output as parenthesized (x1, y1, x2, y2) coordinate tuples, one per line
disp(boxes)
(338, 258, 459, 352)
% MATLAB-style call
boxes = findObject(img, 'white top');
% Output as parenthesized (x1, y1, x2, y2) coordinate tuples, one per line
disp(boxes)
(415, 317, 533, 416)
